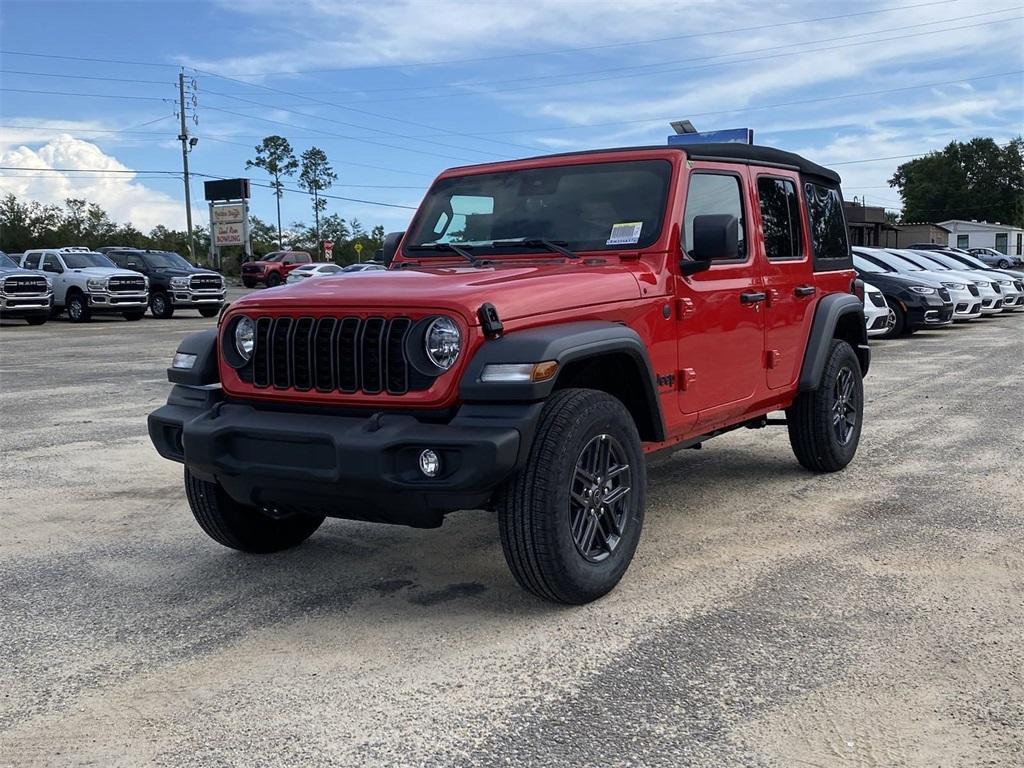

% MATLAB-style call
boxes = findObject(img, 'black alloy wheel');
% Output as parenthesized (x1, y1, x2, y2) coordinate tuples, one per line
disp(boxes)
(832, 366, 858, 446)
(570, 434, 633, 563)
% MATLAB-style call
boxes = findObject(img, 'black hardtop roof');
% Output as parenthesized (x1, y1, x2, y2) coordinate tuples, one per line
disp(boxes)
(478, 143, 841, 185)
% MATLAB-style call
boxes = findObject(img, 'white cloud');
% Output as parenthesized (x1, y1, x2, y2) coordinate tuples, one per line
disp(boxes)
(0, 136, 198, 232)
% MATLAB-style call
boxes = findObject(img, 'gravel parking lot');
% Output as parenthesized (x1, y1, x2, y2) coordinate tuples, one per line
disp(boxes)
(2, 303, 1022, 767)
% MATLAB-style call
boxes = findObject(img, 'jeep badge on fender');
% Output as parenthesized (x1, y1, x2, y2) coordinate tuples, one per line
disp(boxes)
(149, 143, 869, 605)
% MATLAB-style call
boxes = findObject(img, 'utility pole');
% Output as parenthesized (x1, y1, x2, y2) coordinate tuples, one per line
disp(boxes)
(178, 71, 196, 261)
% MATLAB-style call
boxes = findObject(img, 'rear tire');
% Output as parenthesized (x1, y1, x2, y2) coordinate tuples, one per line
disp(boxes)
(25, 315, 48, 325)
(496, 389, 646, 604)
(786, 339, 863, 473)
(150, 292, 174, 319)
(184, 469, 325, 553)
(198, 305, 221, 318)
(66, 292, 91, 323)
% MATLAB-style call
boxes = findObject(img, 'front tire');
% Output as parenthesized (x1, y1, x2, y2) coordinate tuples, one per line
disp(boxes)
(25, 314, 48, 325)
(123, 311, 144, 321)
(786, 339, 864, 473)
(66, 293, 91, 323)
(998, 259, 1010, 268)
(266, 272, 282, 287)
(198, 305, 221, 318)
(496, 389, 646, 604)
(150, 292, 174, 318)
(184, 469, 325, 553)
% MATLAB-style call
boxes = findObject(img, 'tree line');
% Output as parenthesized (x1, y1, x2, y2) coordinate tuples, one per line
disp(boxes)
(0, 193, 388, 272)
(889, 137, 1023, 226)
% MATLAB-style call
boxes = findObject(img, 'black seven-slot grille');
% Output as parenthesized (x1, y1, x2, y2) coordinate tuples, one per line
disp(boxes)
(109, 275, 147, 293)
(244, 315, 435, 395)
(190, 274, 222, 290)
(2, 275, 49, 294)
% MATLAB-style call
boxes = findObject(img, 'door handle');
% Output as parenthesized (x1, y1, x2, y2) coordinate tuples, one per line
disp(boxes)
(740, 291, 767, 304)
(794, 285, 816, 297)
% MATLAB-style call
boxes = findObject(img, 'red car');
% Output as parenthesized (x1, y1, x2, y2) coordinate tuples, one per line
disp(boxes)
(240, 250, 311, 288)
(151, 143, 869, 604)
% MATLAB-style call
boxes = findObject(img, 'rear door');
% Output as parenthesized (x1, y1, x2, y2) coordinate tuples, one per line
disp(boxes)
(675, 164, 767, 423)
(754, 172, 815, 390)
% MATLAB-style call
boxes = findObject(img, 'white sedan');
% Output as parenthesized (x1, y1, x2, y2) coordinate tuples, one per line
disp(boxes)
(285, 263, 345, 284)
(863, 282, 894, 338)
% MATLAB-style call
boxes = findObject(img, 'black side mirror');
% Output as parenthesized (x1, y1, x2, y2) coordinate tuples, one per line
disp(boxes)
(43, 263, 62, 274)
(381, 231, 405, 267)
(692, 214, 739, 261)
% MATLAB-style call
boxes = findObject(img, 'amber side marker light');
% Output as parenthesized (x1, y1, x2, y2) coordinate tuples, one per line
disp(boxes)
(479, 361, 559, 383)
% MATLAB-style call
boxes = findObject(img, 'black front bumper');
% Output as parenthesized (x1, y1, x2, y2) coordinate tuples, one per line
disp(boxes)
(149, 386, 542, 527)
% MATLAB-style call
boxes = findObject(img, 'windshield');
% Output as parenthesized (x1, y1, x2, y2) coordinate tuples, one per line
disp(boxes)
(0, 253, 16, 269)
(262, 253, 286, 262)
(405, 159, 673, 255)
(914, 251, 968, 271)
(949, 252, 991, 270)
(898, 250, 951, 271)
(853, 254, 888, 273)
(871, 250, 925, 272)
(62, 252, 115, 269)
(142, 251, 193, 269)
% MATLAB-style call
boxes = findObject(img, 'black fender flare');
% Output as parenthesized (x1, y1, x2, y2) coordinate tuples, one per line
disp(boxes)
(167, 328, 220, 386)
(459, 321, 666, 441)
(798, 293, 870, 391)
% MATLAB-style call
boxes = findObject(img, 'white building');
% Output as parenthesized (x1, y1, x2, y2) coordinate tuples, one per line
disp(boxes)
(938, 219, 1024, 257)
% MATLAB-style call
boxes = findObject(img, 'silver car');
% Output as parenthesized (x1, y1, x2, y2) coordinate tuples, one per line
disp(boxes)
(20, 248, 149, 322)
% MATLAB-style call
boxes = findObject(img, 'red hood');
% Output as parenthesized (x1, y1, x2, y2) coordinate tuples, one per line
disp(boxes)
(229, 262, 646, 324)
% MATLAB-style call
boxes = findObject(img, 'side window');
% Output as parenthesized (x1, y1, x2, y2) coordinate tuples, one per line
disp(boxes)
(23, 252, 40, 269)
(42, 254, 62, 273)
(757, 177, 802, 260)
(107, 252, 124, 267)
(683, 173, 745, 259)
(125, 258, 144, 271)
(956, 234, 969, 248)
(804, 182, 850, 267)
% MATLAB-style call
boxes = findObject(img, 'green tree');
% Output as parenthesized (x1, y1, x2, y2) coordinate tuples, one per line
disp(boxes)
(889, 137, 1024, 225)
(298, 146, 338, 258)
(246, 135, 298, 248)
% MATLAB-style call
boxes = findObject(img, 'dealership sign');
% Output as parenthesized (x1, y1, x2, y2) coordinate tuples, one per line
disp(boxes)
(213, 222, 245, 246)
(211, 204, 245, 224)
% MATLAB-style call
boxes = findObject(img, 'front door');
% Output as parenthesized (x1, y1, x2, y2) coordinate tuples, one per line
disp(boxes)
(676, 165, 767, 424)
(754, 172, 816, 389)
(41, 254, 68, 306)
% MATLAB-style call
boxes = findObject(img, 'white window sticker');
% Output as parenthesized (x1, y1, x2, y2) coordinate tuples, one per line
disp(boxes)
(607, 221, 643, 246)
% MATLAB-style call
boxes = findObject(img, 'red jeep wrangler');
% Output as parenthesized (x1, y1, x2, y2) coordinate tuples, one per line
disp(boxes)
(150, 143, 869, 604)
(241, 250, 312, 288)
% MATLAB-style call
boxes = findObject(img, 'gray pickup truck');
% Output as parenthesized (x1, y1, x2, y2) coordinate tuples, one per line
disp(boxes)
(20, 248, 149, 322)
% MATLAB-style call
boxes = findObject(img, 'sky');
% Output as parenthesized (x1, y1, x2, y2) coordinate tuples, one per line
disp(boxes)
(0, 0, 1022, 236)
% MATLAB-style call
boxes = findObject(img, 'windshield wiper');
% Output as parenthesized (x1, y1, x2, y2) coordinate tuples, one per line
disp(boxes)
(407, 242, 477, 264)
(490, 238, 578, 259)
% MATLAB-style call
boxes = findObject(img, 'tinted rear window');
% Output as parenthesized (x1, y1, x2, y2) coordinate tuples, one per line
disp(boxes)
(804, 182, 851, 269)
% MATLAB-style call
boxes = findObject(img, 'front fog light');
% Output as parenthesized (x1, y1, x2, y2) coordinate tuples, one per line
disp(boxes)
(234, 316, 255, 360)
(419, 449, 441, 477)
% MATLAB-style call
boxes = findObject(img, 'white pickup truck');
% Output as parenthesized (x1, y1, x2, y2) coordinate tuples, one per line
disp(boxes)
(20, 248, 149, 323)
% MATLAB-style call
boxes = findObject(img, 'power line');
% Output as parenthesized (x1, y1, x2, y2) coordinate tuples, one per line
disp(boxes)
(0, 0, 965, 76)
(0, 69, 174, 85)
(0, 87, 172, 102)
(200, 86, 521, 158)
(189, 173, 420, 210)
(230, 0, 970, 75)
(213, 6, 1017, 99)
(202, 104, 485, 163)
(348, 14, 1024, 105)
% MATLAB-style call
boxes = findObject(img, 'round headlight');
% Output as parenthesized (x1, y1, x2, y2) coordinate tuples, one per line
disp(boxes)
(424, 316, 461, 371)
(234, 316, 255, 360)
